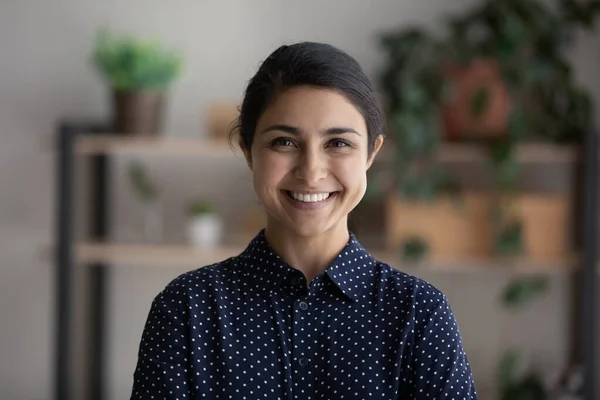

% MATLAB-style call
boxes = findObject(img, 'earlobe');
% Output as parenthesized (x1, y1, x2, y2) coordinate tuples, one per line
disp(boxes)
(239, 138, 253, 171)
(366, 135, 384, 170)
(242, 148, 253, 171)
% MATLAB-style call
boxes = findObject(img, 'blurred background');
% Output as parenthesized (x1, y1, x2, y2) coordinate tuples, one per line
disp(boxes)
(1, 0, 600, 399)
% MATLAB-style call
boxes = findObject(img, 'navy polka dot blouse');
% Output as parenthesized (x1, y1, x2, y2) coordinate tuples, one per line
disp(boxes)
(131, 230, 477, 399)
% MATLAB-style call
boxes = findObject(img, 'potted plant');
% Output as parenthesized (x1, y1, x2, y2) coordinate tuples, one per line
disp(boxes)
(186, 200, 222, 248)
(378, 0, 599, 261)
(128, 162, 162, 242)
(92, 29, 183, 135)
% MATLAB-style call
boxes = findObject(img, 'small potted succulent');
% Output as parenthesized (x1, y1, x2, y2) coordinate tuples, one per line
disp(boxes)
(92, 29, 183, 135)
(187, 200, 222, 248)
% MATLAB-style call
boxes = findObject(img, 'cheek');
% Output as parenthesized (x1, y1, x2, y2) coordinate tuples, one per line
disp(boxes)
(334, 157, 368, 193)
(252, 152, 291, 192)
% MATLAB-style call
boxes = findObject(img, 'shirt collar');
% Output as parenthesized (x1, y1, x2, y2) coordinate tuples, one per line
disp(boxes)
(237, 229, 376, 302)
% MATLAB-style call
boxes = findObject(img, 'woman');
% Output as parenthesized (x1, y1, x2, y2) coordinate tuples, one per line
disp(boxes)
(131, 42, 477, 399)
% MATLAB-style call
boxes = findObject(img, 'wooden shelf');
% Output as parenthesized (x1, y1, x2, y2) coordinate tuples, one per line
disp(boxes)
(378, 142, 582, 164)
(70, 242, 578, 273)
(74, 136, 243, 158)
(75, 242, 245, 267)
(69, 135, 589, 163)
(438, 143, 578, 163)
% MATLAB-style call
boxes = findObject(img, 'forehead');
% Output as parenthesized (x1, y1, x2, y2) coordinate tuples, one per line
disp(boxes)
(257, 86, 367, 134)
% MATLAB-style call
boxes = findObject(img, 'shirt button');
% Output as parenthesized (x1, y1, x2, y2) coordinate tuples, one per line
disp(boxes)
(299, 301, 309, 311)
(298, 357, 309, 367)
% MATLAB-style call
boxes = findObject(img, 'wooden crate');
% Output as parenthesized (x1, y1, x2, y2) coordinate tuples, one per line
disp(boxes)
(385, 192, 571, 263)
(385, 192, 492, 260)
(516, 195, 571, 262)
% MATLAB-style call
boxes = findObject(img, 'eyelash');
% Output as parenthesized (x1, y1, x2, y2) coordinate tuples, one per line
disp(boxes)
(270, 138, 352, 149)
(329, 139, 351, 148)
(271, 137, 295, 147)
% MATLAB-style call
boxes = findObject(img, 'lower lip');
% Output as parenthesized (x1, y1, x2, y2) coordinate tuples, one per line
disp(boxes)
(283, 191, 337, 211)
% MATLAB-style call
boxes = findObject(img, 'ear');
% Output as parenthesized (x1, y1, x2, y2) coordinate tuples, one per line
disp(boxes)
(366, 135, 384, 170)
(241, 139, 253, 171)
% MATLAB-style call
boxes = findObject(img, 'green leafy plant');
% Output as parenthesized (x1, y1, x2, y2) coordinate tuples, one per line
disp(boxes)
(499, 351, 547, 400)
(401, 237, 429, 262)
(491, 204, 525, 258)
(379, 0, 599, 257)
(188, 200, 215, 217)
(502, 275, 549, 310)
(128, 162, 158, 202)
(92, 29, 183, 91)
(498, 275, 550, 398)
(379, 29, 449, 200)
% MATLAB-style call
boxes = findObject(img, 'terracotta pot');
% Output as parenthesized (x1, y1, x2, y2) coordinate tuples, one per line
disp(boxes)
(113, 90, 165, 136)
(441, 59, 512, 141)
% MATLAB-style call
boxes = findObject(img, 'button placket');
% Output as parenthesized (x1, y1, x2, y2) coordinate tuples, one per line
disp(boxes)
(298, 357, 309, 367)
(291, 279, 311, 398)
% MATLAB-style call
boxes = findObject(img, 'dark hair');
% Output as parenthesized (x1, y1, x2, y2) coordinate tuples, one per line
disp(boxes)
(231, 42, 385, 154)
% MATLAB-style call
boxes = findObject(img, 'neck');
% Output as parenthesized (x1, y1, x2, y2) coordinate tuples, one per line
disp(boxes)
(264, 219, 350, 285)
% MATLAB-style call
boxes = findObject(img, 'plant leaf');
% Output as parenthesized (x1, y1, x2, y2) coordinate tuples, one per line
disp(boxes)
(470, 86, 491, 119)
(502, 276, 549, 309)
(499, 350, 519, 390)
(401, 237, 429, 262)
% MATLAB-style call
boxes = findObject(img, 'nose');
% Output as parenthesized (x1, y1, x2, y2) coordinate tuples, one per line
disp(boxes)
(294, 147, 328, 184)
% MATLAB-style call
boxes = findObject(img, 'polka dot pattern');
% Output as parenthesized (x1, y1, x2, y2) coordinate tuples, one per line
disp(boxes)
(131, 230, 477, 399)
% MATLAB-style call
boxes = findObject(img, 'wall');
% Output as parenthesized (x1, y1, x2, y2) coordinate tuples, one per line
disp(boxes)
(0, 1, 599, 399)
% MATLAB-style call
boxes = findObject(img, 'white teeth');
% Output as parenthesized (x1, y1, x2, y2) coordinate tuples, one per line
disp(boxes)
(290, 191, 331, 203)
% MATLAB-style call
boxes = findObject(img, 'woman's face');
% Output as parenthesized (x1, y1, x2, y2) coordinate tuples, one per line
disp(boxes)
(245, 86, 382, 238)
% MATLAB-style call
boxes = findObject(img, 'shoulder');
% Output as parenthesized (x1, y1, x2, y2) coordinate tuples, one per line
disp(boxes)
(374, 260, 449, 309)
(374, 261, 464, 340)
(156, 256, 239, 302)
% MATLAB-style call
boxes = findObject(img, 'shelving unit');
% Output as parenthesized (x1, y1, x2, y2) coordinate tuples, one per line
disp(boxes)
(75, 242, 245, 267)
(69, 242, 580, 273)
(75, 135, 239, 157)
(53, 121, 599, 400)
(74, 134, 588, 161)
(378, 141, 585, 164)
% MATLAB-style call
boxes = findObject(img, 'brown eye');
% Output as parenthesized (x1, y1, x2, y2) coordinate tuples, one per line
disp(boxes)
(271, 137, 295, 147)
(328, 139, 351, 148)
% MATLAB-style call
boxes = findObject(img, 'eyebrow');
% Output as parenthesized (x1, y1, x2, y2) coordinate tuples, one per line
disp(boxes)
(260, 124, 360, 136)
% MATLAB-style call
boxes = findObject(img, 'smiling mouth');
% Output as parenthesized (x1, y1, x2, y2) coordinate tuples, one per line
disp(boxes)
(284, 190, 338, 203)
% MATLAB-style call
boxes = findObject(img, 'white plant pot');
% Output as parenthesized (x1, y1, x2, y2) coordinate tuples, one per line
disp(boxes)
(187, 214, 222, 248)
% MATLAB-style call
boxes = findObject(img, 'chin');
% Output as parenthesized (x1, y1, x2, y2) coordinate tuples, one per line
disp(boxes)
(289, 224, 329, 238)
(284, 217, 345, 239)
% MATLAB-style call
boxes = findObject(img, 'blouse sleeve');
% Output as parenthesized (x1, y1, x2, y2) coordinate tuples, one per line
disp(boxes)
(403, 294, 478, 399)
(130, 287, 193, 400)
